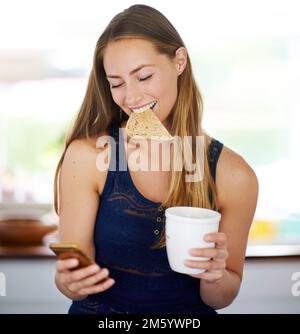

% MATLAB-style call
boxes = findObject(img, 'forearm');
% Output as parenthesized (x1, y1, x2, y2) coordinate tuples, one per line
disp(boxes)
(200, 269, 241, 309)
(55, 273, 87, 301)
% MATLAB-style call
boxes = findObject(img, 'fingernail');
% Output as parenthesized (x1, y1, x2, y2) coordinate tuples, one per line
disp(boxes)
(205, 236, 212, 242)
(91, 265, 99, 272)
(70, 259, 78, 266)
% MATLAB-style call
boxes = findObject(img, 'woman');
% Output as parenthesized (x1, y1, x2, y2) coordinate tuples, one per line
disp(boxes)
(53, 4, 258, 314)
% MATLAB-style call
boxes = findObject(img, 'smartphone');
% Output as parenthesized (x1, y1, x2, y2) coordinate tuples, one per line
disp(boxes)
(49, 243, 95, 269)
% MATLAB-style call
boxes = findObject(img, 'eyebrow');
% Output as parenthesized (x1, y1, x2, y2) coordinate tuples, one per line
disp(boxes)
(106, 64, 155, 79)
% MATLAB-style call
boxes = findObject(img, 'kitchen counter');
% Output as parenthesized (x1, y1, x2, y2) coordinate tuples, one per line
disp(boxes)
(0, 234, 56, 258)
(0, 245, 53, 257)
(246, 244, 300, 257)
(1, 243, 300, 258)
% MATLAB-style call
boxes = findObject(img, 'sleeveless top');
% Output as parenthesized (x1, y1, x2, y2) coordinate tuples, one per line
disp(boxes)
(68, 121, 224, 315)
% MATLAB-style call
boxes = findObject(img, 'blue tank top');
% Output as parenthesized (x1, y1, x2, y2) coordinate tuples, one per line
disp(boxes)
(68, 121, 224, 314)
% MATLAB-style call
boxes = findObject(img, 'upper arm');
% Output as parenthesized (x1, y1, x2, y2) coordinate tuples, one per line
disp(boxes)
(58, 137, 108, 260)
(216, 147, 259, 279)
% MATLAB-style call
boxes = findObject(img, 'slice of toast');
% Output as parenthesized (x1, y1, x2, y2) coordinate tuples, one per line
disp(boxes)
(125, 108, 173, 140)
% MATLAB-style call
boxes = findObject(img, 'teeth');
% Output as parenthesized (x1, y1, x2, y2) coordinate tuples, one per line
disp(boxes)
(132, 101, 156, 113)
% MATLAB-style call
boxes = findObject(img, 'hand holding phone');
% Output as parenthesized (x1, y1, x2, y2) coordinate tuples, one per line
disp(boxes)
(50, 242, 115, 299)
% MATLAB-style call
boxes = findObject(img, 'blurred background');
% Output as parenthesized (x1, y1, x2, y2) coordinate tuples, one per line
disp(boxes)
(0, 0, 299, 314)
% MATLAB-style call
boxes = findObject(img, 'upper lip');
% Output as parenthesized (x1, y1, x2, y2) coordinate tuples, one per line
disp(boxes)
(129, 101, 156, 110)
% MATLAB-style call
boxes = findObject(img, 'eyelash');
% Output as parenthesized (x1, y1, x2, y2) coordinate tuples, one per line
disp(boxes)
(110, 74, 153, 89)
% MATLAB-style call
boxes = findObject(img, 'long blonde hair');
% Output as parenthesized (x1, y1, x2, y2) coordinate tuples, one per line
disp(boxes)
(54, 4, 218, 248)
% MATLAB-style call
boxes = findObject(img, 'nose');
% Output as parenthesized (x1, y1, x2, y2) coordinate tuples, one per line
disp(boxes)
(124, 81, 143, 108)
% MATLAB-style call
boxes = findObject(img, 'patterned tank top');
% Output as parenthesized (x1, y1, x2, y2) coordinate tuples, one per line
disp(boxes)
(68, 121, 224, 314)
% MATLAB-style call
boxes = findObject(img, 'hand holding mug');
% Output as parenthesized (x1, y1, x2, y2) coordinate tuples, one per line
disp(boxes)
(165, 207, 222, 276)
(184, 232, 228, 283)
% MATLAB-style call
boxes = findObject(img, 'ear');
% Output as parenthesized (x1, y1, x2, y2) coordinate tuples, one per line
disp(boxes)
(175, 47, 188, 76)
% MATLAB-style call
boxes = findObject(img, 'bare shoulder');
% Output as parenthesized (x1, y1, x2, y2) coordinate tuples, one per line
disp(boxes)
(216, 145, 259, 210)
(62, 131, 110, 195)
(65, 130, 110, 157)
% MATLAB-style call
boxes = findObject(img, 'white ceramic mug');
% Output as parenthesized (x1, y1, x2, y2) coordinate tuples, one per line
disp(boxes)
(165, 206, 221, 275)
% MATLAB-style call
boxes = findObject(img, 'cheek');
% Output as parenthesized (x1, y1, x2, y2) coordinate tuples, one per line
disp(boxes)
(110, 90, 123, 106)
(158, 76, 178, 108)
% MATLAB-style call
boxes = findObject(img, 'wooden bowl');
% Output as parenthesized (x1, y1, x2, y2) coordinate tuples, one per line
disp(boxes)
(0, 219, 57, 246)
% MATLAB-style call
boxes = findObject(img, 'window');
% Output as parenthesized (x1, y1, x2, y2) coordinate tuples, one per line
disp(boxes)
(0, 0, 299, 245)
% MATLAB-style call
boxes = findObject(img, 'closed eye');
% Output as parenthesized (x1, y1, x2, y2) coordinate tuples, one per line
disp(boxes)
(110, 74, 153, 89)
(111, 83, 122, 89)
(139, 74, 153, 81)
